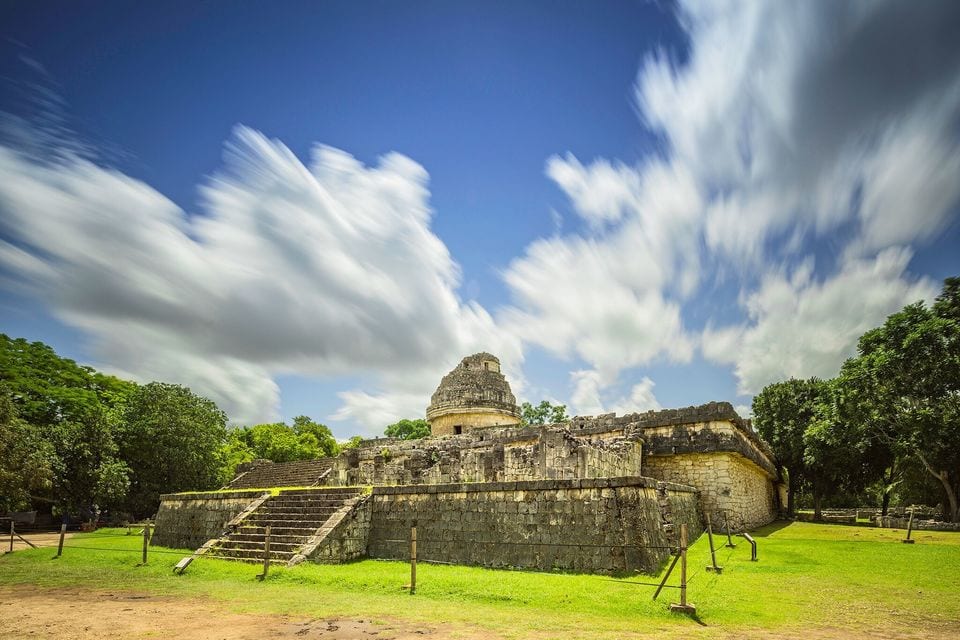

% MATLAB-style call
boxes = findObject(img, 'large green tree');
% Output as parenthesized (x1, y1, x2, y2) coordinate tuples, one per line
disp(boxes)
(117, 382, 228, 517)
(47, 410, 130, 518)
(835, 279, 960, 521)
(233, 416, 339, 464)
(752, 377, 828, 515)
(0, 334, 136, 426)
(0, 387, 53, 512)
(520, 400, 569, 426)
(384, 418, 431, 440)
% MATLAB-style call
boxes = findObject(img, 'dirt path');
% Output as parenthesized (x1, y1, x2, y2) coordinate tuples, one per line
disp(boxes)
(1, 584, 957, 640)
(0, 585, 477, 640)
(0, 531, 74, 554)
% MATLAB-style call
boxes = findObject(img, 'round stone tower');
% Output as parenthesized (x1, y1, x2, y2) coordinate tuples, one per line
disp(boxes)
(426, 352, 522, 436)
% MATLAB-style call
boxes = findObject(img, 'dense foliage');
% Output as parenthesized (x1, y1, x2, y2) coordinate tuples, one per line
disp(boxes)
(0, 334, 340, 520)
(520, 400, 569, 425)
(384, 418, 431, 439)
(754, 277, 960, 521)
(221, 416, 340, 482)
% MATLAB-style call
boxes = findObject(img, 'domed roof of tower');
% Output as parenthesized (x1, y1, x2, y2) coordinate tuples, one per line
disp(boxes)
(427, 352, 520, 419)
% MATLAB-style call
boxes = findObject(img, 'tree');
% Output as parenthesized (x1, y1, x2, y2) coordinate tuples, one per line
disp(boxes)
(235, 416, 339, 463)
(0, 334, 136, 427)
(117, 382, 227, 517)
(520, 400, 569, 426)
(0, 387, 53, 513)
(752, 378, 827, 515)
(835, 279, 960, 521)
(340, 435, 364, 450)
(292, 415, 339, 457)
(217, 430, 256, 485)
(385, 418, 431, 440)
(48, 409, 130, 518)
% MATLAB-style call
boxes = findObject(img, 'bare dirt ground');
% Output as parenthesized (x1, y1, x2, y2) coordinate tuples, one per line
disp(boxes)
(0, 531, 74, 554)
(1, 584, 957, 640)
(0, 585, 481, 640)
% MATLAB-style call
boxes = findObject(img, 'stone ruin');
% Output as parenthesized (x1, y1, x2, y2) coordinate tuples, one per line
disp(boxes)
(154, 352, 783, 574)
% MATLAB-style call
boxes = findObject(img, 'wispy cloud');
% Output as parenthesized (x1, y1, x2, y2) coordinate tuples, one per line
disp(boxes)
(501, 0, 959, 406)
(0, 127, 521, 431)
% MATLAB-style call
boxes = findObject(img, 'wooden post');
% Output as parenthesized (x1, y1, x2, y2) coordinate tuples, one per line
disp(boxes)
(723, 511, 736, 548)
(258, 525, 272, 580)
(141, 521, 151, 564)
(705, 513, 723, 573)
(669, 523, 695, 614)
(742, 532, 758, 561)
(902, 508, 916, 544)
(653, 551, 680, 600)
(56, 524, 66, 558)
(8, 520, 13, 553)
(409, 522, 417, 595)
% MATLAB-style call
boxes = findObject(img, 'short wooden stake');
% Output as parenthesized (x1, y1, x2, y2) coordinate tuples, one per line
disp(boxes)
(705, 514, 723, 573)
(742, 532, 758, 561)
(56, 523, 66, 558)
(409, 522, 417, 595)
(141, 522, 151, 565)
(258, 525, 271, 580)
(723, 511, 736, 548)
(653, 551, 680, 600)
(902, 509, 915, 544)
(8, 520, 13, 553)
(669, 523, 695, 614)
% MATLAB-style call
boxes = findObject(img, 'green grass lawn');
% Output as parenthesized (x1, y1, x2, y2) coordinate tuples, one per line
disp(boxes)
(2, 522, 959, 639)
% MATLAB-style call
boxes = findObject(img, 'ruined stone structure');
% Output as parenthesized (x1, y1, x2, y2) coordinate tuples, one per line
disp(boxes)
(426, 353, 522, 435)
(154, 353, 782, 575)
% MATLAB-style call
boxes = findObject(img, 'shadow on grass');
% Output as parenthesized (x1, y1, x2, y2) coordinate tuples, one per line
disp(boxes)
(749, 519, 793, 537)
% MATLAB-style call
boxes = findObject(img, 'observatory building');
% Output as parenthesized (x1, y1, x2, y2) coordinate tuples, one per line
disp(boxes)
(425, 352, 522, 435)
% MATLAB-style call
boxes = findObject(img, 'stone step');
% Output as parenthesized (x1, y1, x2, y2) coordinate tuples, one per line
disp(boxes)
(229, 533, 310, 544)
(243, 514, 332, 524)
(216, 540, 304, 552)
(236, 525, 319, 537)
(268, 496, 357, 505)
(208, 547, 295, 561)
(277, 489, 362, 497)
(257, 502, 343, 512)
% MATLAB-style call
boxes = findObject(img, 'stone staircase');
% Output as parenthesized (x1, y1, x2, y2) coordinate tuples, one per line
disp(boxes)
(227, 459, 334, 489)
(205, 487, 365, 565)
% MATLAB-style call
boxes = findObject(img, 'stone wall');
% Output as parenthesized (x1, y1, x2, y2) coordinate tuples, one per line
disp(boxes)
(301, 496, 372, 564)
(366, 477, 699, 574)
(330, 426, 642, 487)
(429, 409, 521, 436)
(643, 451, 776, 530)
(152, 490, 264, 549)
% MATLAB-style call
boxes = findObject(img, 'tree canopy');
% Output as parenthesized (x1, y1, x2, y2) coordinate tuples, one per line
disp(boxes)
(520, 400, 569, 426)
(384, 418, 431, 439)
(754, 277, 960, 521)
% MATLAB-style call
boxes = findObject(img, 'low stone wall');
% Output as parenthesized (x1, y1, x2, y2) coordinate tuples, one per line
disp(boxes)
(366, 477, 699, 575)
(643, 451, 776, 530)
(152, 490, 264, 549)
(331, 426, 642, 487)
(303, 496, 372, 564)
(877, 516, 960, 531)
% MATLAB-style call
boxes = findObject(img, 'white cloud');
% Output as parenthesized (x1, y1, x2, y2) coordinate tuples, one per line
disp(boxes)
(0, 127, 514, 431)
(702, 248, 937, 394)
(504, 0, 960, 407)
(637, 0, 960, 264)
(569, 369, 661, 417)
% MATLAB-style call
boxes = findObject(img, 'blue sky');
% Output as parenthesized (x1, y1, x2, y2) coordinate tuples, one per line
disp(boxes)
(1, 1, 958, 438)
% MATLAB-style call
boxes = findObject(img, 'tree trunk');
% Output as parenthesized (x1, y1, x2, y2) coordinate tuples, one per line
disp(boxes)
(881, 466, 895, 517)
(917, 453, 959, 523)
(813, 485, 822, 521)
(786, 470, 797, 516)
